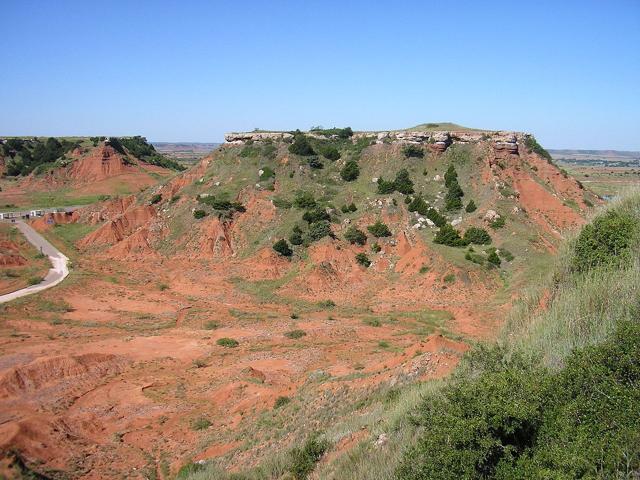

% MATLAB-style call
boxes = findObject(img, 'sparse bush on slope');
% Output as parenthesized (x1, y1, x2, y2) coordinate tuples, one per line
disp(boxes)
(463, 227, 491, 245)
(402, 144, 424, 158)
(434, 224, 466, 246)
(288, 132, 315, 156)
(367, 221, 391, 238)
(524, 135, 553, 162)
(344, 226, 367, 245)
(273, 239, 293, 257)
(340, 160, 360, 181)
(377, 169, 415, 195)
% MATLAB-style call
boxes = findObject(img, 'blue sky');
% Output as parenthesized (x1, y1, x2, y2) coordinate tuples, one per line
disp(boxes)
(2, 0, 639, 149)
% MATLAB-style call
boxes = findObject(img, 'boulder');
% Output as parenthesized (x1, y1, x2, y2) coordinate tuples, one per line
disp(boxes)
(484, 210, 501, 222)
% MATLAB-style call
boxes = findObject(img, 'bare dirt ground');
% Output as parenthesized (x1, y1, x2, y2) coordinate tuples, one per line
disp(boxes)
(0, 243, 485, 478)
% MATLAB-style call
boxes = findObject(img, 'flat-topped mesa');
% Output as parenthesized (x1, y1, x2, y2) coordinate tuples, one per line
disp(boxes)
(223, 129, 528, 154)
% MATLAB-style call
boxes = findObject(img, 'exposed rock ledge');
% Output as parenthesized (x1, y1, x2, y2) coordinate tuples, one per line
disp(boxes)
(224, 130, 528, 154)
(224, 132, 293, 144)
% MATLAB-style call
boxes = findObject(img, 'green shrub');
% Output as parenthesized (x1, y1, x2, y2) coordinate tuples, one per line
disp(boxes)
(216, 337, 239, 348)
(176, 462, 205, 478)
(408, 195, 430, 215)
(445, 180, 464, 211)
(434, 224, 467, 247)
(310, 127, 353, 138)
(193, 209, 207, 219)
(150, 193, 162, 204)
(274, 396, 291, 408)
(273, 196, 292, 209)
(403, 144, 424, 158)
(273, 239, 293, 257)
(364, 318, 382, 327)
(302, 207, 330, 224)
(572, 210, 636, 272)
(398, 320, 640, 479)
(394, 168, 415, 195)
(367, 221, 392, 238)
(289, 225, 304, 246)
(289, 434, 330, 479)
(463, 227, 492, 245)
(344, 226, 367, 245)
(340, 160, 360, 181)
(190, 417, 212, 430)
(524, 135, 553, 162)
(444, 164, 458, 188)
(443, 273, 456, 283)
(240, 145, 261, 158)
(499, 249, 515, 262)
(345, 202, 357, 213)
(263, 144, 277, 159)
(308, 221, 333, 241)
(377, 177, 396, 194)
(487, 250, 501, 266)
(307, 157, 324, 169)
(318, 299, 336, 308)
(489, 217, 506, 229)
(355, 252, 371, 267)
(426, 208, 447, 227)
(204, 321, 219, 330)
(27, 276, 43, 286)
(294, 191, 317, 209)
(465, 251, 485, 265)
(371, 242, 381, 253)
(318, 145, 341, 161)
(288, 133, 315, 156)
(285, 329, 306, 339)
(192, 358, 207, 368)
(198, 196, 245, 215)
(259, 166, 275, 180)
(465, 200, 477, 213)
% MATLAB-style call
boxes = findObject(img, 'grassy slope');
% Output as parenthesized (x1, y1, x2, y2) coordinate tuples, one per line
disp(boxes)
(163, 139, 552, 274)
(181, 189, 640, 480)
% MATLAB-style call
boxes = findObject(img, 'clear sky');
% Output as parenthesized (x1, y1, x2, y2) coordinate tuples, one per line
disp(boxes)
(2, 0, 639, 149)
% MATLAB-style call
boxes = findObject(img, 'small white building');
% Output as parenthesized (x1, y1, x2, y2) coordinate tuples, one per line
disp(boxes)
(30, 210, 44, 217)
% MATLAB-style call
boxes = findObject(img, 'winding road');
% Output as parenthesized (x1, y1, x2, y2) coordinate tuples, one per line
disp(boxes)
(0, 221, 69, 303)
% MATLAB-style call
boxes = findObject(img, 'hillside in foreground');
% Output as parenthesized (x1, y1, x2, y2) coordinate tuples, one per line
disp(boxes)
(0, 136, 183, 209)
(0, 125, 606, 478)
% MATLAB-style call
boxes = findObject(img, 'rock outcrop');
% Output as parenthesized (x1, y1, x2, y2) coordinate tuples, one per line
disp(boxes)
(224, 132, 293, 144)
(224, 128, 527, 154)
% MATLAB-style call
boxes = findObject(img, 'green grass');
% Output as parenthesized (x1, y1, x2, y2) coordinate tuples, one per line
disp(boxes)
(3, 191, 112, 210)
(46, 223, 98, 252)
